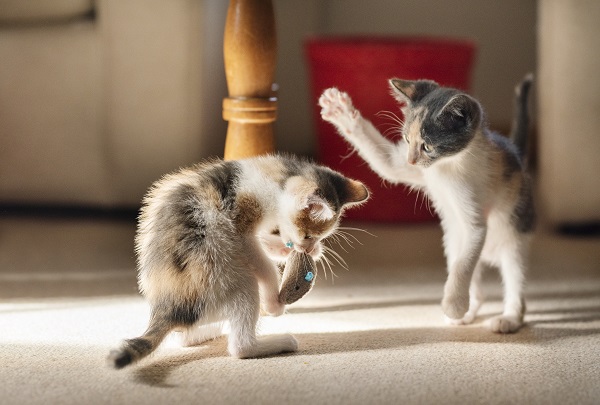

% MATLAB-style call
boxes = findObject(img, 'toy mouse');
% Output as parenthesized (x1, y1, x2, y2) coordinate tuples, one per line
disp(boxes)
(279, 250, 317, 305)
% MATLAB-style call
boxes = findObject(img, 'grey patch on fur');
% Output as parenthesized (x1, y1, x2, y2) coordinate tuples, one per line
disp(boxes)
(313, 169, 349, 212)
(279, 156, 366, 212)
(418, 89, 481, 160)
(510, 74, 533, 159)
(158, 162, 241, 272)
(163, 300, 204, 325)
(513, 175, 536, 233)
(169, 184, 208, 271)
(203, 161, 241, 211)
(390, 78, 439, 103)
(488, 131, 522, 180)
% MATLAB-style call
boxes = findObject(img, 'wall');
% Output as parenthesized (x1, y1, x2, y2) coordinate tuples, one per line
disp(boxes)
(537, 0, 600, 224)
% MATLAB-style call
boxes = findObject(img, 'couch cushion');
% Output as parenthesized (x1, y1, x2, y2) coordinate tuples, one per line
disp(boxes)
(0, 0, 94, 24)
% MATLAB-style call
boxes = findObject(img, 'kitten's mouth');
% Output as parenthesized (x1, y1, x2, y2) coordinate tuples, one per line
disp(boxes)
(297, 244, 322, 260)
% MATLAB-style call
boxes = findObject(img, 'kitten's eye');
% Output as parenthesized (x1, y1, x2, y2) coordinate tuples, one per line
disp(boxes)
(304, 235, 313, 240)
(422, 143, 432, 153)
(271, 229, 280, 235)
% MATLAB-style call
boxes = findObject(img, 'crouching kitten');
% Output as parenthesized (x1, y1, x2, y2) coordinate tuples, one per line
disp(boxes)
(108, 154, 368, 368)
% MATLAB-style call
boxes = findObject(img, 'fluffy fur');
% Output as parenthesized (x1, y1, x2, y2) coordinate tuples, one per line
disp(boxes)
(107, 154, 368, 368)
(319, 75, 534, 333)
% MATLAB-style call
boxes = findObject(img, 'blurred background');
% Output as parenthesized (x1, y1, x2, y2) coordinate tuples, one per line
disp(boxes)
(0, 0, 597, 228)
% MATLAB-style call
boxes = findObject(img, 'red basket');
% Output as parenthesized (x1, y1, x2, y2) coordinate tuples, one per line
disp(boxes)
(305, 36, 477, 222)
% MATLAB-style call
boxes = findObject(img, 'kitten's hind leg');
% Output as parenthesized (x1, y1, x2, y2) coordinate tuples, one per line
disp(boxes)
(489, 247, 526, 333)
(446, 261, 485, 326)
(226, 282, 298, 359)
(181, 322, 224, 347)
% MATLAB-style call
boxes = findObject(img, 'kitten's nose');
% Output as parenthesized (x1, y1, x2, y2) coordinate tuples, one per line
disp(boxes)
(297, 241, 315, 254)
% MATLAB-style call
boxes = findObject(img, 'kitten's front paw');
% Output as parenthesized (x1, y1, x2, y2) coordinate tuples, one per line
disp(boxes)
(263, 297, 286, 317)
(489, 315, 523, 334)
(444, 311, 476, 326)
(442, 293, 470, 320)
(319, 88, 359, 136)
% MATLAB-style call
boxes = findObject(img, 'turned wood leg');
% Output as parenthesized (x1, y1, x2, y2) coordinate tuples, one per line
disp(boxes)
(223, 0, 277, 160)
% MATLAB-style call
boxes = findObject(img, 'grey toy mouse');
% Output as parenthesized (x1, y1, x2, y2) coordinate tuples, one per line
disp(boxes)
(279, 251, 317, 305)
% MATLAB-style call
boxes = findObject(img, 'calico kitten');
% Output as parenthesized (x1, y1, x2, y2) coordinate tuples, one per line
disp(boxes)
(319, 75, 534, 333)
(108, 154, 368, 368)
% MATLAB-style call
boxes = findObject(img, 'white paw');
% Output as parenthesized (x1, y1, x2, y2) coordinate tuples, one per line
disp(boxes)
(318, 88, 359, 136)
(228, 334, 298, 359)
(444, 310, 476, 326)
(489, 315, 523, 334)
(283, 334, 299, 353)
(441, 293, 470, 320)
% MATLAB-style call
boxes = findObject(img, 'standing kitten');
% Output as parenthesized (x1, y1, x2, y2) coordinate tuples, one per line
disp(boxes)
(319, 75, 534, 333)
(107, 155, 368, 368)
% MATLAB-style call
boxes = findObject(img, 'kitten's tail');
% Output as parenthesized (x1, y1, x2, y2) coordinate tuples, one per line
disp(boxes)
(509, 73, 534, 159)
(107, 316, 172, 369)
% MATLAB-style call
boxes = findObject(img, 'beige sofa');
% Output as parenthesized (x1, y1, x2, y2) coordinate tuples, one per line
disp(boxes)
(0, 0, 228, 207)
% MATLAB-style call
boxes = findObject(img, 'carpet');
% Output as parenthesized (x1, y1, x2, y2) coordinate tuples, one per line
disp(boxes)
(1, 217, 599, 404)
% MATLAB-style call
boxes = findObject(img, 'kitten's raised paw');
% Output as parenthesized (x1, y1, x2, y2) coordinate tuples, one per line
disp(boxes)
(263, 296, 286, 317)
(318, 88, 359, 135)
(489, 315, 523, 334)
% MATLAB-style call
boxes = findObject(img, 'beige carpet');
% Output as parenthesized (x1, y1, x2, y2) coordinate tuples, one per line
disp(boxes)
(1, 216, 599, 404)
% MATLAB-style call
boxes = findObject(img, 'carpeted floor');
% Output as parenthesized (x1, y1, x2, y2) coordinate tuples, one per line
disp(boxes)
(1, 216, 599, 404)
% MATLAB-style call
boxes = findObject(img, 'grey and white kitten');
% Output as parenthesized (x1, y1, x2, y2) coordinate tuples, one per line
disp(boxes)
(108, 154, 368, 368)
(319, 75, 534, 333)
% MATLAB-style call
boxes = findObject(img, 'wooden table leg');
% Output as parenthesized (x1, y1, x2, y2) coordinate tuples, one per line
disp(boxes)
(222, 0, 277, 160)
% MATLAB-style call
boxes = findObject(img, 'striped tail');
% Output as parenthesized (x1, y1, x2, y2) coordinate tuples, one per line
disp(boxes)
(107, 318, 172, 369)
(509, 73, 534, 160)
(108, 338, 156, 369)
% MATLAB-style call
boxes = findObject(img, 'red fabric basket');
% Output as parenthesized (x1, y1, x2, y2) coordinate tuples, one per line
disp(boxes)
(305, 36, 476, 222)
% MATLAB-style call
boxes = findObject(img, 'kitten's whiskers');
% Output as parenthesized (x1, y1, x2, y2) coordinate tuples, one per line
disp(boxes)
(376, 110, 405, 140)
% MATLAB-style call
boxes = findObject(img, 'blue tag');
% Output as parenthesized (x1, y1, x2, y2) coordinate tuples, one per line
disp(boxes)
(285, 241, 294, 249)
(304, 271, 314, 282)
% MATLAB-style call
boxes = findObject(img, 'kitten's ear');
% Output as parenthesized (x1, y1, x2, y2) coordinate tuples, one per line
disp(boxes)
(389, 78, 438, 104)
(305, 194, 335, 222)
(437, 94, 481, 131)
(342, 179, 369, 206)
